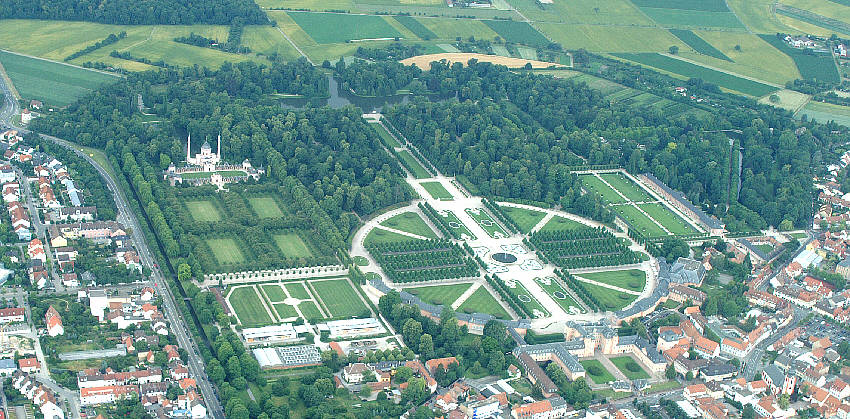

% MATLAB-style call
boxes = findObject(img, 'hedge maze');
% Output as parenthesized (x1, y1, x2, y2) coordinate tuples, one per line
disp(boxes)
(530, 227, 640, 269)
(367, 239, 478, 283)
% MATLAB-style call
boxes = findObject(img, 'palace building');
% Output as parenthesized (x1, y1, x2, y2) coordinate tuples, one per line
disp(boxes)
(164, 134, 263, 189)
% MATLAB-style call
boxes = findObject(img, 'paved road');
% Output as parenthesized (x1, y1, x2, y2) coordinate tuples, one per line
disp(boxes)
(0, 77, 224, 418)
(742, 307, 806, 380)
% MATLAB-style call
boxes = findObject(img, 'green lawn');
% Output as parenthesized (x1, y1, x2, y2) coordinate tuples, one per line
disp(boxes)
(421, 181, 453, 200)
(248, 196, 285, 218)
(580, 175, 627, 204)
(184, 199, 222, 222)
(758, 34, 839, 84)
(0, 50, 119, 107)
(440, 210, 476, 240)
(298, 301, 324, 321)
(648, 380, 683, 393)
(261, 284, 288, 303)
(273, 233, 314, 258)
(599, 173, 653, 202)
(273, 303, 299, 319)
(580, 359, 616, 384)
(500, 206, 546, 233)
(457, 286, 510, 319)
(465, 208, 508, 238)
(539, 216, 588, 232)
(403, 283, 472, 306)
(578, 270, 646, 292)
(504, 280, 549, 318)
(285, 282, 311, 300)
(229, 287, 273, 327)
(381, 212, 438, 238)
(288, 11, 402, 43)
(610, 356, 651, 379)
(371, 122, 402, 148)
(579, 281, 638, 311)
(638, 203, 699, 235)
(662, 300, 680, 309)
(615, 205, 668, 237)
(311, 279, 369, 318)
(535, 277, 584, 314)
(365, 227, 422, 246)
(206, 238, 246, 264)
(397, 150, 431, 179)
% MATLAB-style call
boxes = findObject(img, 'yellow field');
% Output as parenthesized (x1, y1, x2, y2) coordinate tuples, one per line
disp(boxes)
(402, 52, 561, 70)
(687, 31, 801, 85)
(725, 0, 796, 33)
(505, 0, 653, 25)
(758, 89, 811, 112)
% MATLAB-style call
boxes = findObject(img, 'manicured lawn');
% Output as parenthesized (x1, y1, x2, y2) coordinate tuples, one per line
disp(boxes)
(599, 173, 653, 202)
(273, 303, 299, 319)
(206, 238, 246, 264)
(185, 199, 222, 222)
(638, 203, 699, 235)
(615, 205, 668, 237)
(365, 227, 422, 246)
(504, 280, 549, 318)
(578, 270, 646, 292)
(0, 50, 119, 107)
(285, 282, 311, 300)
(758, 34, 839, 84)
(403, 283, 472, 306)
(398, 150, 431, 179)
(261, 284, 288, 303)
(311, 279, 369, 318)
(539, 216, 587, 232)
(465, 208, 508, 238)
(440, 210, 476, 240)
(248, 196, 285, 218)
(500, 206, 546, 233)
(457, 286, 510, 319)
(610, 356, 651, 379)
(580, 359, 616, 384)
(287, 12, 402, 43)
(371, 122, 402, 148)
(579, 281, 638, 311)
(229, 287, 273, 327)
(381, 212, 437, 238)
(273, 233, 314, 258)
(669, 29, 731, 61)
(421, 181, 453, 200)
(580, 175, 626, 204)
(298, 301, 324, 321)
(353, 256, 369, 266)
(482, 20, 549, 47)
(535, 277, 584, 314)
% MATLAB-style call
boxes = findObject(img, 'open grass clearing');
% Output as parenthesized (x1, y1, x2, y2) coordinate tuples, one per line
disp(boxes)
(758, 89, 810, 112)
(240, 26, 302, 59)
(638, 203, 699, 235)
(380, 212, 438, 238)
(248, 196, 285, 218)
(457, 286, 510, 319)
(261, 284, 288, 303)
(371, 122, 402, 148)
(504, 0, 652, 25)
(273, 233, 314, 259)
(288, 11, 402, 43)
(539, 216, 587, 232)
(229, 287, 273, 326)
(403, 283, 471, 306)
(311, 279, 370, 318)
(615, 205, 668, 237)
(580, 175, 627, 204)
(365, 227, 422, 246)
(285, 283, 311, 300)
(207, 238, 246, 265)
(581, 281, 638, 311)
(599, 173, 653, 202)
(577, 270, 646, 292)
(580, 359, 616, 384)
(184, 199, 222, 222)
(397, 150, 431, 179)
(797, 101, 850, 127)
(629, 0, 731, 11)
(421, 181, 454, 200)
(500, 205, 546, 233)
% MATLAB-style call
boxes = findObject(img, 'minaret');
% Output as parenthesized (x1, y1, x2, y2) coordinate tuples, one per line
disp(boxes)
(217, 134, 221, 161)
(186, 133, 191, 163)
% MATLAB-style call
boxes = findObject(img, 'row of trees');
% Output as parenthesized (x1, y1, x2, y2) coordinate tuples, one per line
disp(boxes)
(531, 228, 640, 269)
(482, 198, 518, 234)
(554, 269, 600, 312)
(367, 239, 478, 283)
(486, 274, 527, 317)
(64, 31, 126, 61)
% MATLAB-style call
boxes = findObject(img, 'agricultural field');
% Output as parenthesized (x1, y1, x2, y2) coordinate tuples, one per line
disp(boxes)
(397, 150, 431, 179)
(273, 233, 314, 258)
(757, 34, 840, 83)
(599, 173, 653, 202)
(682, 31, 801, 85)
(580, 175, 627, 204)
(775, 4, 850, 37)
(500, 205, 546, 233)
(184, 199, 222, 222)
(782, 0, 850, 27)
(247, 196, 285, 218)
(577, 269, 646, 293)
(417, 18, 500, 41)
(669, 29, 731, 61)
(364, 227, 421, 246)
(285, 283, 312, 300)
(504, 0, 652, 25)
(310, 279, 370, 318)
(538, 216, 587, 232)
(482, 20, 549, 47)
(639, 8, 744, 28)
(371, 121, 402, 148)
(229, 287, 273, 327)
(797, 101, 850, 127)
(421, 181, 454, 200)
(403, 283, 471, 306)
(534, 277, 584, 314)
(287, 12, 402, 43)
(612, 53, 779, 97)
(503, 280, 549, 318)
(758, 89, 810, 112)
(465, 208, 508, 238)
(380, 212, 438, 238)
(610, 356, 651, 379)
(206, 238, 246, 265)
(614, 205, 668, 237)
(240, 26, 302, 59)
(0, 50, 119, 107)
(638, 203, 699, 235)
(580, 281, 638, 311)
(457, 286, 510, 319)
(538, 24, 687, 53)
(580, 359, 616, 384)
(393, 16, 438, 40)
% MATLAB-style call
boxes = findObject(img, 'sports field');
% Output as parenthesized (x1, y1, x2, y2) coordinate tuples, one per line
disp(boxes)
(371, 122, 402, 148)
(206, 238, 246, 264)
(288, 12, 402, 43)
(577, 269, 646, 292)
(580, 281, 638, 311)
(500, 206, 546, 233)
(580, 359, 616, 384)
(299, 301, 324, 321)
(248, 196, 285, 218)
(615, 205, 667, 237)
(311, 279, 369, 318)
(482, 20, 549, 47)
(403, 283, 471, 306)
(612, 53, 779, 97)
(184, 199, 222, 222)
(421, 181, 453, 200)
(273, 233, 314, 258)
(229, 287, 273, 327)
(0, 50, 119, 107)
(580, 175, 627, 204)
(465, 208, 508, 238)
(397, 150, 431, 179)
(539, 216, 587, 232)
(798, 101, 850, 127)
(669, 29, 731, 61)
(380, 212, 438, 238)
(457, 286, 510, 319)
(757, 34, 840, 84)
(638, 203, 699, 235)
(599, 173, 653, 202)
(365, 227, 422, 246)
(534, 277, 584, 314)
(440, 210, 476, 240)
(610, 356, 651, 379)
(285, 282, 311, 300)
(504, 280, 549, 318)
(261, 284, 288, 303)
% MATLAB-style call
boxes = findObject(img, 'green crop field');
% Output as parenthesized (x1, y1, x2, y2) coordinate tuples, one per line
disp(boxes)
(615, 205, 668, 237)
(371, 122, 402, 148)
(288, 12, 402, 43)
(577, 269, 646, 292)
(539, 216, 587, 232)
(299, 301, 324, 321)
(240, 26, 301, 59)
(285, 283, 311, 300)
(0, 50, 119, 107)
(273, 303, 299, 319)
(417, 18, 500, 41)
(638, 203, 699, 235)
(610, 356, 651, 379)
(798, 101, 850, 127)
(466, 208, 508, 238)
(184, 199, 222, 222)
(538, 24, 686, 53)
(500, 205, 546, 233)
(311, 279, 369, 318)
(689, 31, 801, 85)
(505, 0, 652, 25)
(380, 212, 438, 238)
(403, 283, 471, 306)
(535, 277, 584, 313)
(630, 0, 730, 11)
(248, 196, 285, 218)
(580, 175, 627, 204)
(273, 233, 314, 258)
(207, 238, 246, 264)
(457, 286, 510, 319)
(758, 34, 839, 83)
(229, 287, 273, 327)
(365, 227, 422, 246)
(669, 29, 732, 61)
(613, 53, 778, 97)
(440, 210, 476, 240)
(482, 20, 549, 47)
(600, 173, 653, 202)
(640, 8, 744, 28)
(261, 284, 288, 303)
(421, 181, 454, 200)
(394, 16, 438, 40)
(580, 281, 638, 311)
(397, 150, 431, 179)
(580, 359, 616, 384)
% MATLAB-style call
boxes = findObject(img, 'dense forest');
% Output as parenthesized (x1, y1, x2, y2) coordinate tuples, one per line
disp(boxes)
(334, 59, 422, 97)
(0, 0, 267, 25)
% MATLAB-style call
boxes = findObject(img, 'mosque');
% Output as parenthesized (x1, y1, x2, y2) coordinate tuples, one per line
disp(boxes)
(163, 134, 263, 189)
